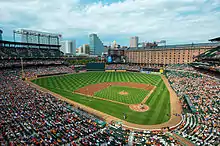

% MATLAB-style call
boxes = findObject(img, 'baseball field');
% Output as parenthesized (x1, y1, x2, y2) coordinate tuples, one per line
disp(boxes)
(32, 72, 171, 125)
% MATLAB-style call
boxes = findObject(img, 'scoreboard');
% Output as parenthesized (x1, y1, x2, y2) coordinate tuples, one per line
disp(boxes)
(106, 49, 126, 64)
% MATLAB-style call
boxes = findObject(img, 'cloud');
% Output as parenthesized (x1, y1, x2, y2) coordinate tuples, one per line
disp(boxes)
(0, 0, 220, 45)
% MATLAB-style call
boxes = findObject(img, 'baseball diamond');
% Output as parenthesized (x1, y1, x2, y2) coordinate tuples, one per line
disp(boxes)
(74, 82, 154, 104)
(94, 85, 148, 104)
(32, 72, 171, 125)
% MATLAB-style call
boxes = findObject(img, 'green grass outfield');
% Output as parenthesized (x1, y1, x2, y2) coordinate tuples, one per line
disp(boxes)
(32, 72, 171, 125)
(94, 85, 150, 104)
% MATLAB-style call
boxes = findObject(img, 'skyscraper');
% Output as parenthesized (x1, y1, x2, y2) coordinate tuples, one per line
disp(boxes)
(89, 34, 104, 55)
(60, 40, 76, 55)
(78, 44, 90, 55)
(130, 36, 139, 48)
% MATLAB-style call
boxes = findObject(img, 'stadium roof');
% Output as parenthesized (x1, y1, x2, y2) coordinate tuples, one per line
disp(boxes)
(128, 42, 220, 51)
(0, 40, 61, 47)
(209, 37, 220, 42)
(14, 29, 62, 38)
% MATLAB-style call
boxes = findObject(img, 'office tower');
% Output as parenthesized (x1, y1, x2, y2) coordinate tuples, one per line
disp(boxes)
(60, 40, 76, 55)
(89, 34, 104, 55)
(130, 36, 139, 48)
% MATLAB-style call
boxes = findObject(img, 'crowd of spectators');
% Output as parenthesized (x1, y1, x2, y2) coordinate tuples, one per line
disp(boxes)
(105, 64, 128, 70)
(79, 125, 129, 145)
(0, 69, 106, 145)
(165, 64, 195, 71)
(104, 63, 219, 74)
(1, 58, 220, 145)
(166, 70, 219, 145)
(0, 59, 64, 68)
(23, 65, 75, 79)
(0, 68, 183, 145)
(0, 47, 62, 58)
(105, 64, 141, 71)
(133, 131, 181, 145)
(142, 64, 161, 69)
(127, 65, 141, 71)
(215, 65, 220, 71)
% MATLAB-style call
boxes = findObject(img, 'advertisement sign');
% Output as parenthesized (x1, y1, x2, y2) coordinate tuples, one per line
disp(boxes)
(105, 70, 115, 72)
(140, 71, 151, 74)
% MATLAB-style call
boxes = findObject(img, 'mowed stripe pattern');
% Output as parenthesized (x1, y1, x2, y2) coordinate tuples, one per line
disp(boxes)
(32, 72, 170, 125)
(35, 72, 160, 91)
(94, 86, 149, 104)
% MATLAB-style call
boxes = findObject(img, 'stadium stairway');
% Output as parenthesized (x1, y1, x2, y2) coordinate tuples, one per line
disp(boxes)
(128, 131, 134, 146)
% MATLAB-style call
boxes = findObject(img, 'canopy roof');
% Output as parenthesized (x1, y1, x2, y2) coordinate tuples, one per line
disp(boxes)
(209, 37, 220, 42)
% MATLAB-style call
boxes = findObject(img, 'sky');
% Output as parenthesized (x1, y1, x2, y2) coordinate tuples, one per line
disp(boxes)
(0, 0, 220, 47)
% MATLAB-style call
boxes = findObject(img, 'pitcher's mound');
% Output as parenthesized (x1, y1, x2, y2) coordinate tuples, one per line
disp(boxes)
(119, 91, 128, 95)
(129, 104, 149, 112)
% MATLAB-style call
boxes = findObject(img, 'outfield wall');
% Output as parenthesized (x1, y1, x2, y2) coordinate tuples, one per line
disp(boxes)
(105, 69, 127, 72)
(86, 63, 105, 71)
(104, 69, 163, 74)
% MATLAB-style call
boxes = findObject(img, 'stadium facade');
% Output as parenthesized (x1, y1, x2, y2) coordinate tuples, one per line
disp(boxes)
(125, 43, 219, 65)
(89, 34, 104, 56)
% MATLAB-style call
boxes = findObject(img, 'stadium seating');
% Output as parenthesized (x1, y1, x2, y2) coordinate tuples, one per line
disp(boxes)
(166, 70, 219, 145)
(0, 59, 64, 68)
(23, 65, 75, 79)
(105, 64, 141, 71)
(197, 46, 220, 60)
(190, 46, 220, 73)
(0, 67, 183, 145)
(133, 131, 181, 145)
(0, 56, 219, 145)
(79, 126, 129, 145)
(165, 64, 195, 71)
(0, 47, 62, 59)
(0, 70, 106, 145)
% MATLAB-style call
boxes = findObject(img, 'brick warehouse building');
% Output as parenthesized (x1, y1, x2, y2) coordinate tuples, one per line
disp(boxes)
(125, 42, 219, 65)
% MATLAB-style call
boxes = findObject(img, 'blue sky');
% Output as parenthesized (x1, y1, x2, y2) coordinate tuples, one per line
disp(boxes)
(0, 0, 220, 48)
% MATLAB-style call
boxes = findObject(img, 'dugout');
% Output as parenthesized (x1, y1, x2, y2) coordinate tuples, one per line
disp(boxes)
(86, 63, 105, 71)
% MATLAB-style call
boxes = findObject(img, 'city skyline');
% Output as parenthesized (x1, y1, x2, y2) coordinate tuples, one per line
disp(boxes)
(0, 0, 220, 47)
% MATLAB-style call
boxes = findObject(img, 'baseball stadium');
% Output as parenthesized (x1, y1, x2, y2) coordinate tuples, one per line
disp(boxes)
(0, 28, 219, 146)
